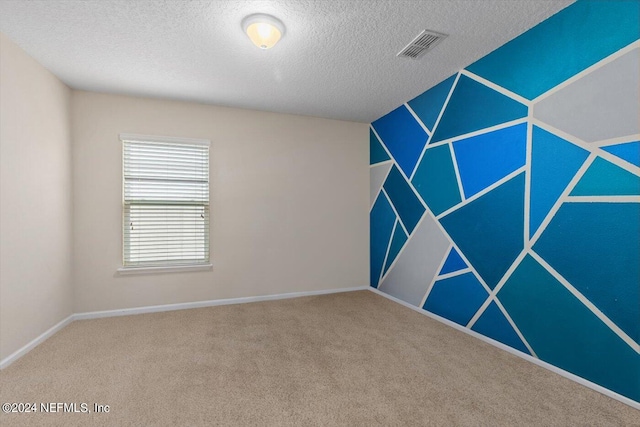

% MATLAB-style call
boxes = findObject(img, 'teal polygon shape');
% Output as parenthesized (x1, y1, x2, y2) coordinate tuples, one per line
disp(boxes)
(411, 144, 461, 216)
(571, 157, 640, 196)
(498, 255, 640, 402)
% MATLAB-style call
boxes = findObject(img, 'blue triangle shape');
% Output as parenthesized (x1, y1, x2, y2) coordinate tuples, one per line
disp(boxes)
(602, 141, 640, 168)
(407, 74, 457, 132)
(430, 75, 527, 144)
(571, 157, 640, 196)
(439, 173, 525, 289)
(372, 106, 428, 176)
(453, 123, 527, 198)
(530, 126, 589, 238)
(370, 128, 390, 165)
(423, 273, 488, 326)
(438, 247, 467, 276)
(383, 222, 408, 275)
(471, 301, 530, 354)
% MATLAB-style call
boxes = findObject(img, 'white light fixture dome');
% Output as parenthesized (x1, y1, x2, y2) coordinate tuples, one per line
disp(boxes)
(242, 13, 285, 50)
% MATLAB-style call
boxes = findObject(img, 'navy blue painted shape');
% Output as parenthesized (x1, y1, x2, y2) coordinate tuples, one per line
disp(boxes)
(407, 74, 457, 131)
(430, 75, 528, 144)
(370, 193, 396, 288)
(383, 223, 407, 275)
(466, 0, 640, 99)
(534, 202, 640, 344)
(423, 272, 488, 326)
(439, 173, 525, 289)
(438, 247, 467, 276)
(371, 105, 428, 176)
(602, 141, 640, 168)
(471, 301, 530, 354)
(383, 166, 425, 235)
(498, 255, 640, 402)
(529, 126, 589, 238)
(370, 128, 390, 165)
(453, 123, 527, 198)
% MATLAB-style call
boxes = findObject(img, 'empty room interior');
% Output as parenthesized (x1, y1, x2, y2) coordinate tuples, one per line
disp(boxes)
(1, 0, 639, 425)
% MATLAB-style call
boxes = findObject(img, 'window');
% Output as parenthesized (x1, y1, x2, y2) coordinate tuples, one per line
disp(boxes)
(120, 134, 210, 270)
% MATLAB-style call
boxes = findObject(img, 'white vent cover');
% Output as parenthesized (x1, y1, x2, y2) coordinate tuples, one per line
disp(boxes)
(397, 30, 447, 59)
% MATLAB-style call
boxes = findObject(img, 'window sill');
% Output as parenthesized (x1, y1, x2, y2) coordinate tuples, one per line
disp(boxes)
(116, 263, 212, 276)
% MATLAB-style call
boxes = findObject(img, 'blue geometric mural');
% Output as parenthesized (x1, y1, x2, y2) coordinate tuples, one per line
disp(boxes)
(370, 0, 640, 403)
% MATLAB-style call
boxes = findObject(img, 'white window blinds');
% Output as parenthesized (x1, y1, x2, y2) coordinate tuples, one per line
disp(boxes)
(122, 135, 210, 267)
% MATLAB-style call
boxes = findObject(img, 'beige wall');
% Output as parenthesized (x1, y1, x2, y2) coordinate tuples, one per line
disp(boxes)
(0, 34, 368, 359)
(0, 34, 73, 360)
(71, 91, 369, 313)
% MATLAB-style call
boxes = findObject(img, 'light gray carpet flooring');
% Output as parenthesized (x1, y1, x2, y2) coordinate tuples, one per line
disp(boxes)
(1, 290, 637, 426)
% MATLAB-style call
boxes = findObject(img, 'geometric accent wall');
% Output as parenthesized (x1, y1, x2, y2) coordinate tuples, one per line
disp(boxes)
(370, 0, 640, 403)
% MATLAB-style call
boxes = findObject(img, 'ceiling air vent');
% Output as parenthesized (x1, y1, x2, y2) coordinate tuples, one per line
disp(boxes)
(397, 30, 447, 59)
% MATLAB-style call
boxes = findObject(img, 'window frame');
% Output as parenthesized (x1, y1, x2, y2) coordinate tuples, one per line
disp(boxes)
(117, 133, 212, 275)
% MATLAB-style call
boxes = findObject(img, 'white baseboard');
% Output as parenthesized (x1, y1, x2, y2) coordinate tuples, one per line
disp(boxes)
(74, 286, 368, 320)
(368, 287, 640, 410)
(5, 285, 636, 409)
(0, 314, 74, 370)
(0, 286, 368, 369)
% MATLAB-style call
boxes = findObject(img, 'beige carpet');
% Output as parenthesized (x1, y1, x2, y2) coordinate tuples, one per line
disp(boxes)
(0, 291, 637, 426)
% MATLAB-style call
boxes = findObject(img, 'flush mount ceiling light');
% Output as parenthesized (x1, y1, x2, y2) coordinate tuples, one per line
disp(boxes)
(242, 13, 285, 50)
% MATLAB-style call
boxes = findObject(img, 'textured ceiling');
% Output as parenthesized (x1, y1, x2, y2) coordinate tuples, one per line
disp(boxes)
(0, 0, 573, 123)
